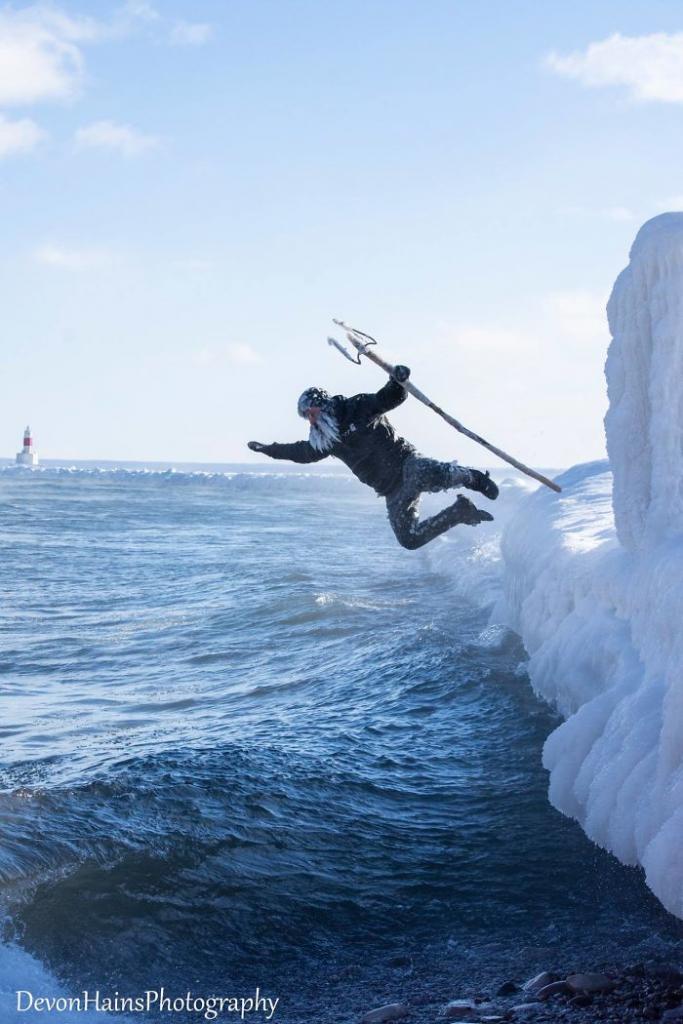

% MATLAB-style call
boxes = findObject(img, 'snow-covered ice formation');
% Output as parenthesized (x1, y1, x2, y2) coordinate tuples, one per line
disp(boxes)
(499, 213, 683, 920)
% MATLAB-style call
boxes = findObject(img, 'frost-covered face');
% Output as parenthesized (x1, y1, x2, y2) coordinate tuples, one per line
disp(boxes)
(297, 387, 329, 418)
(297, 387, 340, 451)
(308, 405, 340, 452)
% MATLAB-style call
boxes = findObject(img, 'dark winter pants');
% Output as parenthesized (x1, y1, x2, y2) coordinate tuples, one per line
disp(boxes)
(385, 454, 473, 550)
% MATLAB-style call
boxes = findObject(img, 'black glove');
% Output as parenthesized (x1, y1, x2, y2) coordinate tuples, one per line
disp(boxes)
(247, 441, 266, 452)
(392, 364, 410, 384)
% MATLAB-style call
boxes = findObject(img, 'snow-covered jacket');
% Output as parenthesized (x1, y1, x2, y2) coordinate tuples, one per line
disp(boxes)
(259, 379, 413, 496)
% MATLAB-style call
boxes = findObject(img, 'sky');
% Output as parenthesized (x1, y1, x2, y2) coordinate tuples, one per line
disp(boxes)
(2, 0, 683, 466)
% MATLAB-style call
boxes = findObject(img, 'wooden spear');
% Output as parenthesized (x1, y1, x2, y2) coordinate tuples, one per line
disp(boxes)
(329, 320, 561, 494)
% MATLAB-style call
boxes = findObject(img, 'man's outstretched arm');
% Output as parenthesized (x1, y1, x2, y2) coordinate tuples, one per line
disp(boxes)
(351, 365, 411, 419)
(248, 440, 328, 464)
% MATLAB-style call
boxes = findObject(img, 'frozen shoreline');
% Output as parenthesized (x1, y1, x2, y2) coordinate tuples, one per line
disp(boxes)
(498, 214, 683, 924)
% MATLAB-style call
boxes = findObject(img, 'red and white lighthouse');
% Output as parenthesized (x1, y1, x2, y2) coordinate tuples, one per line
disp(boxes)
(16, 425, 38, 466)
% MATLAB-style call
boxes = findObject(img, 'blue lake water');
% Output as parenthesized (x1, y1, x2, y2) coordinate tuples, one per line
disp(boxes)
(0, 465, 680, 1023)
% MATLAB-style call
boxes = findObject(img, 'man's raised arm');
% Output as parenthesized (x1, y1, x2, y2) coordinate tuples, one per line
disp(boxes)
(247, 440, 328, 464)
(350, 365, 411, 419)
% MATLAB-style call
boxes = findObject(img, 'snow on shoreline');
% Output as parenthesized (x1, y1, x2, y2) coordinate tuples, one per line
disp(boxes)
(501, 460, 683, 921)
(499, 214, 683, 921)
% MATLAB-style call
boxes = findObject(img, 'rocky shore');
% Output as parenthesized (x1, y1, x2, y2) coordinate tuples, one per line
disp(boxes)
(356, 959, 683, 1024)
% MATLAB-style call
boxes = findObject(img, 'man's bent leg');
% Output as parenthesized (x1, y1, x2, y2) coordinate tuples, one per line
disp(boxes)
(386, 493, 491, 550)
(386, 479, 423, 549)
(406, 454, 499, 502)
(405, 455, 472, 495)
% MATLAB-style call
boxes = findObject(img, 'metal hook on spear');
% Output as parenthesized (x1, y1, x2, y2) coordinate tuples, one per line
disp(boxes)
(328, 319, 561, 494)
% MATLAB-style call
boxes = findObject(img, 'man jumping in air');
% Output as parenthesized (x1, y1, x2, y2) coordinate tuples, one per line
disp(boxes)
(247, 365, 498, 549)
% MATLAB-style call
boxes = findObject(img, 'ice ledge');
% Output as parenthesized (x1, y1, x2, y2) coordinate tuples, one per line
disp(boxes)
(628, 211, 683, 255)
(606, 212, 683, 551)
(499, 459, 683, 920)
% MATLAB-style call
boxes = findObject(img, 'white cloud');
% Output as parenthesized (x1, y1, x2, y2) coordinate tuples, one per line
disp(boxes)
(170, 20, 212, 46)
(0, 113, 45, 156)
(545, 32, 683, 104)
(558, 204, 637, 223)
(0, 4, 213, 109)
(428, 291, 608, 399)
(193, 344, 263, 368)
(34, 244, 111, 269)
(0, 5, 99, 106)
(117, 4, 211, 46)
(120, 1, 161, 25)
(656, 196, 683, 212)
(601, 206, 635, 222)
(543, 289, 608, 348)
(408, 289, 611, 466)
(75, 120, 158, 157)
(0, 3, 210, 168)
(442, 324, 532, 356)
(227, 343, 262, 366)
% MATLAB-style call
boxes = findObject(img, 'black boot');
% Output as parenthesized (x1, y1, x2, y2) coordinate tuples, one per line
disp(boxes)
(451, 495, 494, 525)
(465, 469, 499, 501)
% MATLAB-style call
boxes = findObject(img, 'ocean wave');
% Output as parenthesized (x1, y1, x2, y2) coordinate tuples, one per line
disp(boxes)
(9, 458, 670, 1024)
(0, 464, 353, 488)
(0, 935, 125, 1024)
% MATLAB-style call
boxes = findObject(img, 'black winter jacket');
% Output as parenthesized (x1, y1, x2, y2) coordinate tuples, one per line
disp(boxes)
(260, 379, 414, 496)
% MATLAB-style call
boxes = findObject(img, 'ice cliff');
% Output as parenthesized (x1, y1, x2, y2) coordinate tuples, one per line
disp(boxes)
(500, 213, 683, 920)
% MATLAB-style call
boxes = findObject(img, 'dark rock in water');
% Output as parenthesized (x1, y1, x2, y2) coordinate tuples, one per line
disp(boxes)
(522, 972, 558, 995)
(536, 980, 573, 1000)
(441, 1000, 479, 1019)
(360, 1003, 408, 1023)
(441, 1000, 498, 1020)
(566, 972, 616, 994)
(410, 992, 438, 1007)
(650, 966, 683, 987)
(569, 994, 593, 1008)
(348, 955, 683, 1024)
